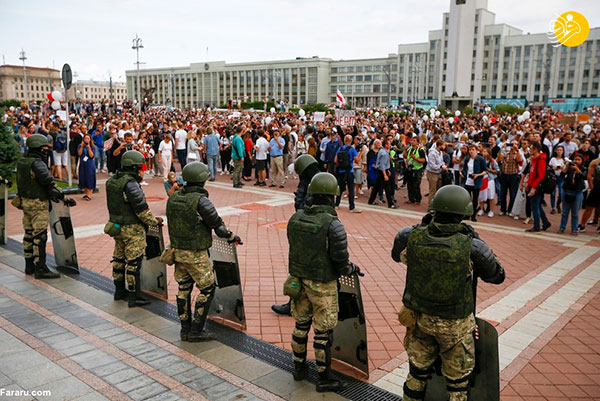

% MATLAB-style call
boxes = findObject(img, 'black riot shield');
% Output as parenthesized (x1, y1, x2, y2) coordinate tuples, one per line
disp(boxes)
(332, 272, 369, 377)
(49, 200, 79, 273)
(424, 317, 500, 401)
(141, 224, 168, 300)
(208, 236, 246, 330)
(0, 181, 7, 245)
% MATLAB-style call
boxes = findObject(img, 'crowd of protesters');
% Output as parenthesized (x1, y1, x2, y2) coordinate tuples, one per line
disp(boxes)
(4, 98, 600, 235)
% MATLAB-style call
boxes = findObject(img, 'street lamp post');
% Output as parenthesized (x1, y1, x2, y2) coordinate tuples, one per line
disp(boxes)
(19, 49, 28, 104)
(383, 63, 392, 106)
(132, 34, 144, 113)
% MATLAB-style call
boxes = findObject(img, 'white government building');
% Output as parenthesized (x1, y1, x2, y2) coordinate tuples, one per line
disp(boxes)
(126, 0, 600, 111)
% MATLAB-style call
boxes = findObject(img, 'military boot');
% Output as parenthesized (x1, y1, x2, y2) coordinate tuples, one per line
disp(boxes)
(24, 257, 35, 275)
(271, 300, 292, 316)
(316, 340, 347, 392)
(113, 280, 127, 301)
(187, 296, 216, 342)
(33, 233, 60, 279)
(293, 361, 308, 381)
(180, 319, 191, 341)
(127, 269, 152, 307)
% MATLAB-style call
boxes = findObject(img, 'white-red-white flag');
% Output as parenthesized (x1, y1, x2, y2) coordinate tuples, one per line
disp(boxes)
(336, 89, 346, 106)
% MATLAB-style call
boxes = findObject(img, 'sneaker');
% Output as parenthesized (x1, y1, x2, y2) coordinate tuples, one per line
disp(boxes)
(542, 222, 551, 231)
(525, 227, 541, 232)
(220, 171, 224, 176)
(349, 209, 362, 213)
(477, 209, 484, 216)
(355, 195, 358, 199)
(499, 212, 505, 216)
(259, 182, 267, 186)
(415, 202, 420, 206)
(254, 181, 261, 186)
(571, 230, 579, 236)
(557, 229, 565, 234)
(279, 185, 285, 188)
(578, 225, 586, 233)
(140, 181, 149, 186)
(359, 190, 364, 195)
(508, 213, 514, 217)
(556, 205, 561, 213)
(488, 211, 494, 218)
(524, 217, 531, 224)
(343, 194, 348, 198)
(514, 215, 519, 220)
(587, 221, 598, 226)
(389, 205, 397, 209)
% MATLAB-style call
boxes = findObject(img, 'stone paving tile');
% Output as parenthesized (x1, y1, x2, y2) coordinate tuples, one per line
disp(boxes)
(88, 360, 130, 378)
(135, 348, 172, 363)
(146, 354, 184, 370)
(145, 390, 186, 401)
(32, 376, 93, 401)
(125, 341, 160, 356)
(204, 381, 244, 400)
(159, 360, 197, 377)
(101, 366, 143, 385)
(0, 350, 51, 375)
(126, 381, 169, 401)
(186, 373, 225, 392)
(171, 366, 211, 384)
(69, 349, 118, 370)
(7, 362, 71, 389)
(113, 374, 156, 394)
(61, 342, 97, 357)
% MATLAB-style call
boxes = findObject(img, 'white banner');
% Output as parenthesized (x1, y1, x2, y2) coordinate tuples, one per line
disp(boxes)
(313, 111, 325, 122)
(56, 110, 67, 121)
(335, 109, 356, 126)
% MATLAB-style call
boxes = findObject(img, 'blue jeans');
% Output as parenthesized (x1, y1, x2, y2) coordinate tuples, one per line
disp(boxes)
(551, 176, 564, 209)
(94, 147, 105, 170)
(560, 190, 584, 232)
(207, 154, 218, 179)
(530, 190, 550, 230)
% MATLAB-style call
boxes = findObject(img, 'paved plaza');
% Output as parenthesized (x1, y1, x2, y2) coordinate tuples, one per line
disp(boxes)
(2, 173, 600, 401)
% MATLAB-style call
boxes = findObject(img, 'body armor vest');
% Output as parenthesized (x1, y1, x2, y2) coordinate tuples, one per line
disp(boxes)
(106, 172, 142, 225)
(166, 187, 212, 250)
(403, 222, 473, 319)
(287, 204, 337, 283)
(16, 156, 48, 200)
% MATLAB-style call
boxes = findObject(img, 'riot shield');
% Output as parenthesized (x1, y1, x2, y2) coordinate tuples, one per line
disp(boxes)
(208, 236, 246, 330)
(141, 224, 168, 300)
(0, 181, 7, 245)
(49, 200, 79, 273)
(332, 272, 369, 377)
(424, 317, 499, 401)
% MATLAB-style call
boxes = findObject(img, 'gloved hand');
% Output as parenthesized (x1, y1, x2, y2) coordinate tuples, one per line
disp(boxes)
(351, 263, 364, 277)
(156, 217, 164, 226)
(64, 198, 77, 207)
(228, 234, 243, 245)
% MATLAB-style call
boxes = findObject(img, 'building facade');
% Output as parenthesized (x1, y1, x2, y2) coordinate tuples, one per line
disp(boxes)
(127, 0, 600, 109)
(66, 80, 127, 102)
(0, 64, 61, 102)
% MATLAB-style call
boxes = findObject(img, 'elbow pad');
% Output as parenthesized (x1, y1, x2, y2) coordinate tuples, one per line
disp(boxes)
(471, 238, 505, 284)
(124, 181, 149, 214)
(197, 197, 223, 229)
(32, 159, 54, 187)
(327, 220, 350, 274)
(392, 226, 414, 262)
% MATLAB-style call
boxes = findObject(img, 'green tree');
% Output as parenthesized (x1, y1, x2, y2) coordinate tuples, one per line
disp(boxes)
(0, 111, 21, 179)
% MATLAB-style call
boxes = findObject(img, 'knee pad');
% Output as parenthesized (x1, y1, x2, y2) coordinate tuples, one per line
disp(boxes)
(23, 230, 33, 242)
(33, 231, 48, 243)
(313, 329, 333, 349)
(292, 320, 311, 345)
(199, 283, 216, 298)
(126, 256, 144, 272)
(409, 363, 433, 382)
(176, 297, 191, 320)
(177, 277, 194, 293)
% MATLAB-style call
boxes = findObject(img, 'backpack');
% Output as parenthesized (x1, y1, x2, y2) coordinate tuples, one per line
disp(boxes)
(325, 140, 341, 164)
(539, 165, 557, 194)
(54, 132, 67, 153)
(336, 146, 351, 172)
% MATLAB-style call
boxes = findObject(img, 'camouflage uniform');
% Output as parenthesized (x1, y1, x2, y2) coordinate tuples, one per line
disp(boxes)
(111, 209, 158, 289)
(392, 209, 505, 401)
(16, 138, 66, 278)
(21, 198, 49, 265)
(291, 278, 338, 370)
(173, 249, 215, 324)
(106, 169, 159, 306)
(166, 177, 239, 342)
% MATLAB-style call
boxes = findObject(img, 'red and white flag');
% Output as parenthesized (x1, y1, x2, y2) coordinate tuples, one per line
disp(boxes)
(336, 89, 346, 106)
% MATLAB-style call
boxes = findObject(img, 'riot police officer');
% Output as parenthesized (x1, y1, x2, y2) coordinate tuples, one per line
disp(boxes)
(286, 172, 357, 392)
(106, 151, 163, 307)
(391, 185, 505, 401)
(16, 134, 75, 279)
(167, 162, 242, 342)
(272, 154, 320, 316)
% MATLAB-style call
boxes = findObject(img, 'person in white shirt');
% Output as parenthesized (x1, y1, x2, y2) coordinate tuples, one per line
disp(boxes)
(174, 125, 188, 168)
(549, 145, 566, 214)
(158, 135, 174, 179)
(254, 129, 269, 186)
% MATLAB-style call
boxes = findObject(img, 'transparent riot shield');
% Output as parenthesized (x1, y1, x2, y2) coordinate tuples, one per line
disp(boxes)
(141, 224, 168, 300)
(49, 199, 79, 273)
(332, 272, 369, 377)
(424, 317, 499, 401)
(0, 181, 7, 245)
(208, 236, 246, 330)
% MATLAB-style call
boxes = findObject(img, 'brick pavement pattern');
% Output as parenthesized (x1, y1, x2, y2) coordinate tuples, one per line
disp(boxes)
(4, 172, 600, 400)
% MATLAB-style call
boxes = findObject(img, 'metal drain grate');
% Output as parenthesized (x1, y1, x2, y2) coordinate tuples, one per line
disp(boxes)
(2, 239, 402, 401)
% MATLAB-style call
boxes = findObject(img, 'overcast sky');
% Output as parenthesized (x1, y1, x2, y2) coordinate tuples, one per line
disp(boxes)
(1, 0, 597, 82)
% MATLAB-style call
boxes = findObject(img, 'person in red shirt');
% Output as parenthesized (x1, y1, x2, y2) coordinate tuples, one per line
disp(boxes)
(526, 141, 551, 232)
